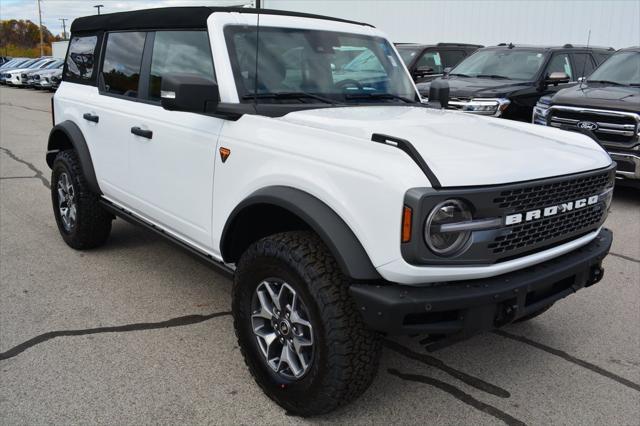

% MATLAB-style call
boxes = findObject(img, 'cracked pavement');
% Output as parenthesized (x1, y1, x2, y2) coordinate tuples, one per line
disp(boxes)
(1, 86, 639, 425)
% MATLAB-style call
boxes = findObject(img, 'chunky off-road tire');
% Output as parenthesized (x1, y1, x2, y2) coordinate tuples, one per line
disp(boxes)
(51, 150, 112, 249)
(515, 304, 553, 323)
(232, 231, 382, 416)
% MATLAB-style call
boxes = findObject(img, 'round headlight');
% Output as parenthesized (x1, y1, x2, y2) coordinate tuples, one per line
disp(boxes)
(425, 199, 472, 256)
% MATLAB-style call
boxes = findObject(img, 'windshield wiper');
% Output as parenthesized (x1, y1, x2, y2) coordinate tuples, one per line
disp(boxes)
(242, 92, 340, 104)
(586, 80, 625, 86)
(477, 74, 510, 79)
(344, 93, 416, 103)
(449, 73, 472, 77)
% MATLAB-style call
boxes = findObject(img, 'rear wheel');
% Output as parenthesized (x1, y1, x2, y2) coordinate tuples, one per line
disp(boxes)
(51, 150, 112, 249)
(232, 231, 381, 416)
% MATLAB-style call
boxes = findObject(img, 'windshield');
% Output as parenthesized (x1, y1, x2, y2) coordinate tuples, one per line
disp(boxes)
(225, 26, 416, 103)
(451, 49, 546, 80)
(397, 47, 422, 65)
(588, 51, 640, 86)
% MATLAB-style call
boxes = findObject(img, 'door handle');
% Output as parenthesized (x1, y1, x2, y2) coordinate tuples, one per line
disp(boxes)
(83, 113, 99, 123)
(131, 126, 153, 139)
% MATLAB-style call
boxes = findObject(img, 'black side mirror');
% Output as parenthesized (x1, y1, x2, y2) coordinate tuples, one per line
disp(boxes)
(428, 79, 450, 109)
(161, 73, 219, 113)
(413, 66, 435, 78)
(545, 71, 570, 86)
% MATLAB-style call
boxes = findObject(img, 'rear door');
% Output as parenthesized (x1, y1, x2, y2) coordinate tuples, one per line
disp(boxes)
(125, 30, 223, 250)
(89, 31, 148, 203)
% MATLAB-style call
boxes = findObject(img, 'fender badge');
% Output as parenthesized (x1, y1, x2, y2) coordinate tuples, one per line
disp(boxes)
(219, 147, 231, 163)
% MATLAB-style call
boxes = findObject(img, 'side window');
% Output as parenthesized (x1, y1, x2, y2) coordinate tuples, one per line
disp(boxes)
(101, 32, 146, 97)
(149, 31, 215, 101)
(416, 51, 442, 73)
(440, 50, 466, 68)
(571, 53, 596, 77)
(593, 52, 612, 65)
(64, 35, 98, 81)
(546, 53, 573, 80)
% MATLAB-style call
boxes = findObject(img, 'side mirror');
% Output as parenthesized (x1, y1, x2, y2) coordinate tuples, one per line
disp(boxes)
(413, 66, 435, 78)
(160, 73, 219, 113)
(427, 79, 450, 109)
(545, 71, 570, 85)
(443, 67, 452, 77)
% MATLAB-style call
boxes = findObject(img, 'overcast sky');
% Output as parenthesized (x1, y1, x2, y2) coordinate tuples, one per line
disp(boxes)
(0, 0, 254, 36)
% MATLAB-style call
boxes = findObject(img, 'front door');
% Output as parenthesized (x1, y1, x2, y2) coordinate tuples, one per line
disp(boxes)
(126, 30, 223, 250)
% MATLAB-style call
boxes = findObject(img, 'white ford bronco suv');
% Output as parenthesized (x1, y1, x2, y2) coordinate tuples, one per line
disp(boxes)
(48, 7, 615, 416)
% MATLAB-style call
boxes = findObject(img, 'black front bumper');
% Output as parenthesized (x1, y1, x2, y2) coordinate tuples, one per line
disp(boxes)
(350, 229, 612, 346)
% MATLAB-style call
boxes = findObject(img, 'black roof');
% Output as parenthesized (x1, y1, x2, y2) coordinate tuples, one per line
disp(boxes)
(491, 43, 614, 51)
(395, 42, 482, 48)
(70, 6, 373, 33)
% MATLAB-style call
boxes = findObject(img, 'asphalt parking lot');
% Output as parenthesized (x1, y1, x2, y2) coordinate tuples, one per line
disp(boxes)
(0, 86, 639, 425)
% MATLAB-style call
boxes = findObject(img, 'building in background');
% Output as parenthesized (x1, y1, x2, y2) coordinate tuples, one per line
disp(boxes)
(261, 0, 640, 48)
(51, 40, 68, 59)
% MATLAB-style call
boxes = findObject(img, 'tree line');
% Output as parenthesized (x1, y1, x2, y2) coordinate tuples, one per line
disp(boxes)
(1, 19, 63, 57)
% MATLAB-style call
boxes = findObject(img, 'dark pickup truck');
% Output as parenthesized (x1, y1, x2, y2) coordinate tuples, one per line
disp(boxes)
(417, 44, 614, 121)
(533, 46, 640, 187)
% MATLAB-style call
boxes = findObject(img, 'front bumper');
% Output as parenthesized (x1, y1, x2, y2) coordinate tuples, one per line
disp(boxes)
(350, 228, 612, 345)
(608, 152, 640, 181)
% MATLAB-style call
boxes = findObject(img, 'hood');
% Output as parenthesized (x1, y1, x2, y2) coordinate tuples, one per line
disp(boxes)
(417, 76, 534, 98)
(552, 83, 640, 113)
(6, 67, 34, 75)
(279, 106, 610, 187)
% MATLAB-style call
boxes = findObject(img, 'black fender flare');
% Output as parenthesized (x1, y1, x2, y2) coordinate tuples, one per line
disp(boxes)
(46, 120, 101, 194)
(221, 186, 381, 280)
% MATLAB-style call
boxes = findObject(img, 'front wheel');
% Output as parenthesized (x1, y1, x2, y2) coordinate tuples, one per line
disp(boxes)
(232, 231, 381, 416)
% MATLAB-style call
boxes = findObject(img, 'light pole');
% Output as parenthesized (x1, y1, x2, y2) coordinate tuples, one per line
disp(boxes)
(59, 18, 68, 40)
(94, 4, 104, 15)
(37, 0, 44, 56)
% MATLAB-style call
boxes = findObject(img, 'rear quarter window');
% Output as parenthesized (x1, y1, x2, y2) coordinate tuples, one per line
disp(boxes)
(64, 35, 99, 83)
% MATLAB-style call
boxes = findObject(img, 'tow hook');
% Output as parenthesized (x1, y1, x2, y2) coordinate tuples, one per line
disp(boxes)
(586, 264, 604, 287)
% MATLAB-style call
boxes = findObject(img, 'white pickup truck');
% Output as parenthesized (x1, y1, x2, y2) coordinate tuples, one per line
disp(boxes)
(48, 6, 614, 416)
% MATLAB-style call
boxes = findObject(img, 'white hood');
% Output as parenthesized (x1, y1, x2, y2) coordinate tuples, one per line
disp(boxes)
(279, 106, 612, 187)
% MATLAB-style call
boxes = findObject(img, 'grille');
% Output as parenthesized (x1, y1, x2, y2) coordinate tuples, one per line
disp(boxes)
(549, 107, 639, 145)
(488, 205, 605, 254)
(493, 171, 610, 211)
(488, 169, 612, 257)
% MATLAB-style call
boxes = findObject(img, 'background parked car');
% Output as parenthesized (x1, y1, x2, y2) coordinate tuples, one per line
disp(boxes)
(25, 60, 63, 88)
(38, 68, 63, 91)
(533, 46, 640, 187)
(0, 58, 33, 83)
(395, 42, 482, 83)
(1, 57, 53, 86)
(417, 44, 614, 120)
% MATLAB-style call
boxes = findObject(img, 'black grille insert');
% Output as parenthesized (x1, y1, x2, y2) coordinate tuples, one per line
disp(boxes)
(488, 205, 605, 254)
(493, 171, 609, 211)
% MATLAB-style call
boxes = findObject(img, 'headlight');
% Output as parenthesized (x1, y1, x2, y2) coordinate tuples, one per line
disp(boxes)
(424, 199, 472, 256)
(449, 98, 511, 116)
(532, 96, 552, 125)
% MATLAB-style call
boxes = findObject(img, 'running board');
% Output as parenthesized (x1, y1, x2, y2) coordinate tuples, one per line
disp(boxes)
(99, 198, 235, 278)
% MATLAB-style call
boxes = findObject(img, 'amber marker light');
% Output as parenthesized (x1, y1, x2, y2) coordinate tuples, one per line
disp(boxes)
(219, 147, 231, 163)
(401, 206, 413, 243)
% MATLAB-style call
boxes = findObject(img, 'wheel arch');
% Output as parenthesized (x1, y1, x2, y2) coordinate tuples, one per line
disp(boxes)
(221, 186, 381, 281)
(47, 120, 101, 194)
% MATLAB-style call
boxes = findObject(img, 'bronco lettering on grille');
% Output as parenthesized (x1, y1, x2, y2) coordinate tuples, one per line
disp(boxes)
(505, 195, 599, 225)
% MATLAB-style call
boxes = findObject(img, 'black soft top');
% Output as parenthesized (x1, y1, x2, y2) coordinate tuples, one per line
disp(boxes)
(70, 6, 373, 33)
